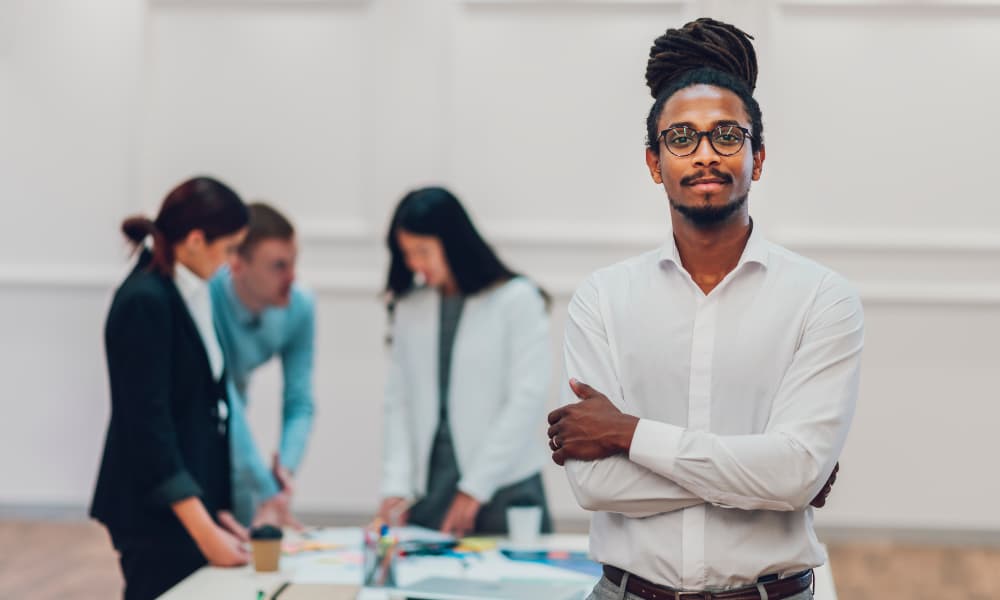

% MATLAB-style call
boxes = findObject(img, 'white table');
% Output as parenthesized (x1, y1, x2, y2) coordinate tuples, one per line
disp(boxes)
(159, 531, 837, 599)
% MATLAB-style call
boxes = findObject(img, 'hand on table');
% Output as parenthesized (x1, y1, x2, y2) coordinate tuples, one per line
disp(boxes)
(439, 492, 480, 538)
(375, 497, 410, 527)
(195, 516, 250, 567)
(217, 510, 249, 542)
(251, 454, 304, 530)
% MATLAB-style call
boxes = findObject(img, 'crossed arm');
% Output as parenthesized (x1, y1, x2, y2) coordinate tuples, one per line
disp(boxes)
(547, 276, 860, 517)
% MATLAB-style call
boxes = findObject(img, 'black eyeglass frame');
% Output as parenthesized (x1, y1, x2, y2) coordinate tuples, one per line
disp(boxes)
(657, 125, 755, 157)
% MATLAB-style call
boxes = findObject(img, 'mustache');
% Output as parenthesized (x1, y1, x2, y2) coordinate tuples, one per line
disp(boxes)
(680, 169, 733, 187)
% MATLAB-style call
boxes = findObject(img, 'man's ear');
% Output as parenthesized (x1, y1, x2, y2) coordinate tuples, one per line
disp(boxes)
(229, 251, 246, 275)
(751, 144, 766, 181)
(645, 148, 663, 184)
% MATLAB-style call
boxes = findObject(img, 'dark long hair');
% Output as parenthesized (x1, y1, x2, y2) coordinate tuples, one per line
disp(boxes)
(121, 176, 249, 276)
(384, 186, 548, 310)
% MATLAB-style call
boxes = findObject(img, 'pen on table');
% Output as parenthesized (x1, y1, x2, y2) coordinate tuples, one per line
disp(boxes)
(364, 526, 388, 584)
(377, 535, 398, 586)
(270, 581, 290, 600)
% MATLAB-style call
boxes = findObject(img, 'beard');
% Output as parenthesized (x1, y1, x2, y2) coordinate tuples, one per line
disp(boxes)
(669, 193, 747, 227)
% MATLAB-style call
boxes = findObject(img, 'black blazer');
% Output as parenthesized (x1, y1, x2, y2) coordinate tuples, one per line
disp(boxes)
(91, 251, 231, 548)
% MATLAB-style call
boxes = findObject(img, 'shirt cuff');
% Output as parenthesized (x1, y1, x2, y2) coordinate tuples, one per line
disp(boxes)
(147, 470, 203, 508)
(380, 479, 413, 500)
(628, 418, 685, 477)
(457, 479, 494, 505)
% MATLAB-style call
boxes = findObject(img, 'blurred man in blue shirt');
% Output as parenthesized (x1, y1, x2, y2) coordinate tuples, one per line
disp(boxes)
(210, 203, 316, 527)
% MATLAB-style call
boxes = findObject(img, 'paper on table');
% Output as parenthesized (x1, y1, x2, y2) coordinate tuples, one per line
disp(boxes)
(290, 527, 451, 586)
(291, 552, 365, 585)
(393, 554, 594, 588)
(497, 534, 590, 553)
(301, 527, 365, 546)
(288, 529, 594, 588)
(464, 553, 596, 584)
(390, 525, 455, 544)
(390, 577, 590, 600)
(501, 549, 603, 578)
(394, 555, 468, 586)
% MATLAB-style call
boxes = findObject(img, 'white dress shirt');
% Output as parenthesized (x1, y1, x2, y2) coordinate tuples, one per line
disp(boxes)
(562, 226, 864, 590)
(173, 262, 224, 381)
(382, 277, 551, 503)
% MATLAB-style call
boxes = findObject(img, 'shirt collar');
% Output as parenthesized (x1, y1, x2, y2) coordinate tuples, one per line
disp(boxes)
(173, 261, 208, 305)
(658, 219, 771, 273)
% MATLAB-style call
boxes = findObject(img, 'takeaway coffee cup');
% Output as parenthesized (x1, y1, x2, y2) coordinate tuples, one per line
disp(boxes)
(249, 524, 283, 572)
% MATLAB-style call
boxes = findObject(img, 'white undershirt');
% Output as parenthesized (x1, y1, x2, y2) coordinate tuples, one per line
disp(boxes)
(173, 262, 224, 380)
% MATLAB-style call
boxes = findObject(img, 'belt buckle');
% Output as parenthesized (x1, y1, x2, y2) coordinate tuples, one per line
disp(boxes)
(674, 592, 710, 600)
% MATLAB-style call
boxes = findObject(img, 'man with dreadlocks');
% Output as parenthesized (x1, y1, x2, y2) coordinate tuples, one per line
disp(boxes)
(546, 18, 862, 600)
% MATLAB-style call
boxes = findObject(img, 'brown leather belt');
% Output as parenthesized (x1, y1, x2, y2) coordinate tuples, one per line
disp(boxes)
(602, 565, 812, 600)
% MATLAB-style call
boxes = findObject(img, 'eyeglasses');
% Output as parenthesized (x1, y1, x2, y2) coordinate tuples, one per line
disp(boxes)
(657, 125, 753, 157)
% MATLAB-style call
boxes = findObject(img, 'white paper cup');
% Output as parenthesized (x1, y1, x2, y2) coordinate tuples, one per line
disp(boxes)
(506, 506, 543, 546)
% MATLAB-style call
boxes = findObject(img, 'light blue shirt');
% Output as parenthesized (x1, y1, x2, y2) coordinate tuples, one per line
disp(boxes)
(210, 266, 316, 523)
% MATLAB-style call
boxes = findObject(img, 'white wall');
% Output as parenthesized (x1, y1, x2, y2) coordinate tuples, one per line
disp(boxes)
(2, 0, 999, 533)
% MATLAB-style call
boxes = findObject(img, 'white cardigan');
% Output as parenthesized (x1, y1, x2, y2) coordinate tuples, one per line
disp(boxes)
(381, 277, 551, 503)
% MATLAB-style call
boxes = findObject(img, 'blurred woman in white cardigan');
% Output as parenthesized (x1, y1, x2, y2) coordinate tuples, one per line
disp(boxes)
(376, 186, 553, 537)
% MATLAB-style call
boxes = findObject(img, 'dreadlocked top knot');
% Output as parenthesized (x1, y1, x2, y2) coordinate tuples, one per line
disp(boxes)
(642, 18, 764, 154)
(645, 17, 758, 99)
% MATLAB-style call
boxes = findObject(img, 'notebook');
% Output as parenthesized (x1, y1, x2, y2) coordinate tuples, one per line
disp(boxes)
(269, 583, 360, 600)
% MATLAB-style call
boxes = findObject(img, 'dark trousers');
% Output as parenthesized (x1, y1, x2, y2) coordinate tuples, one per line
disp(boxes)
(117, 539, 205, 600)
